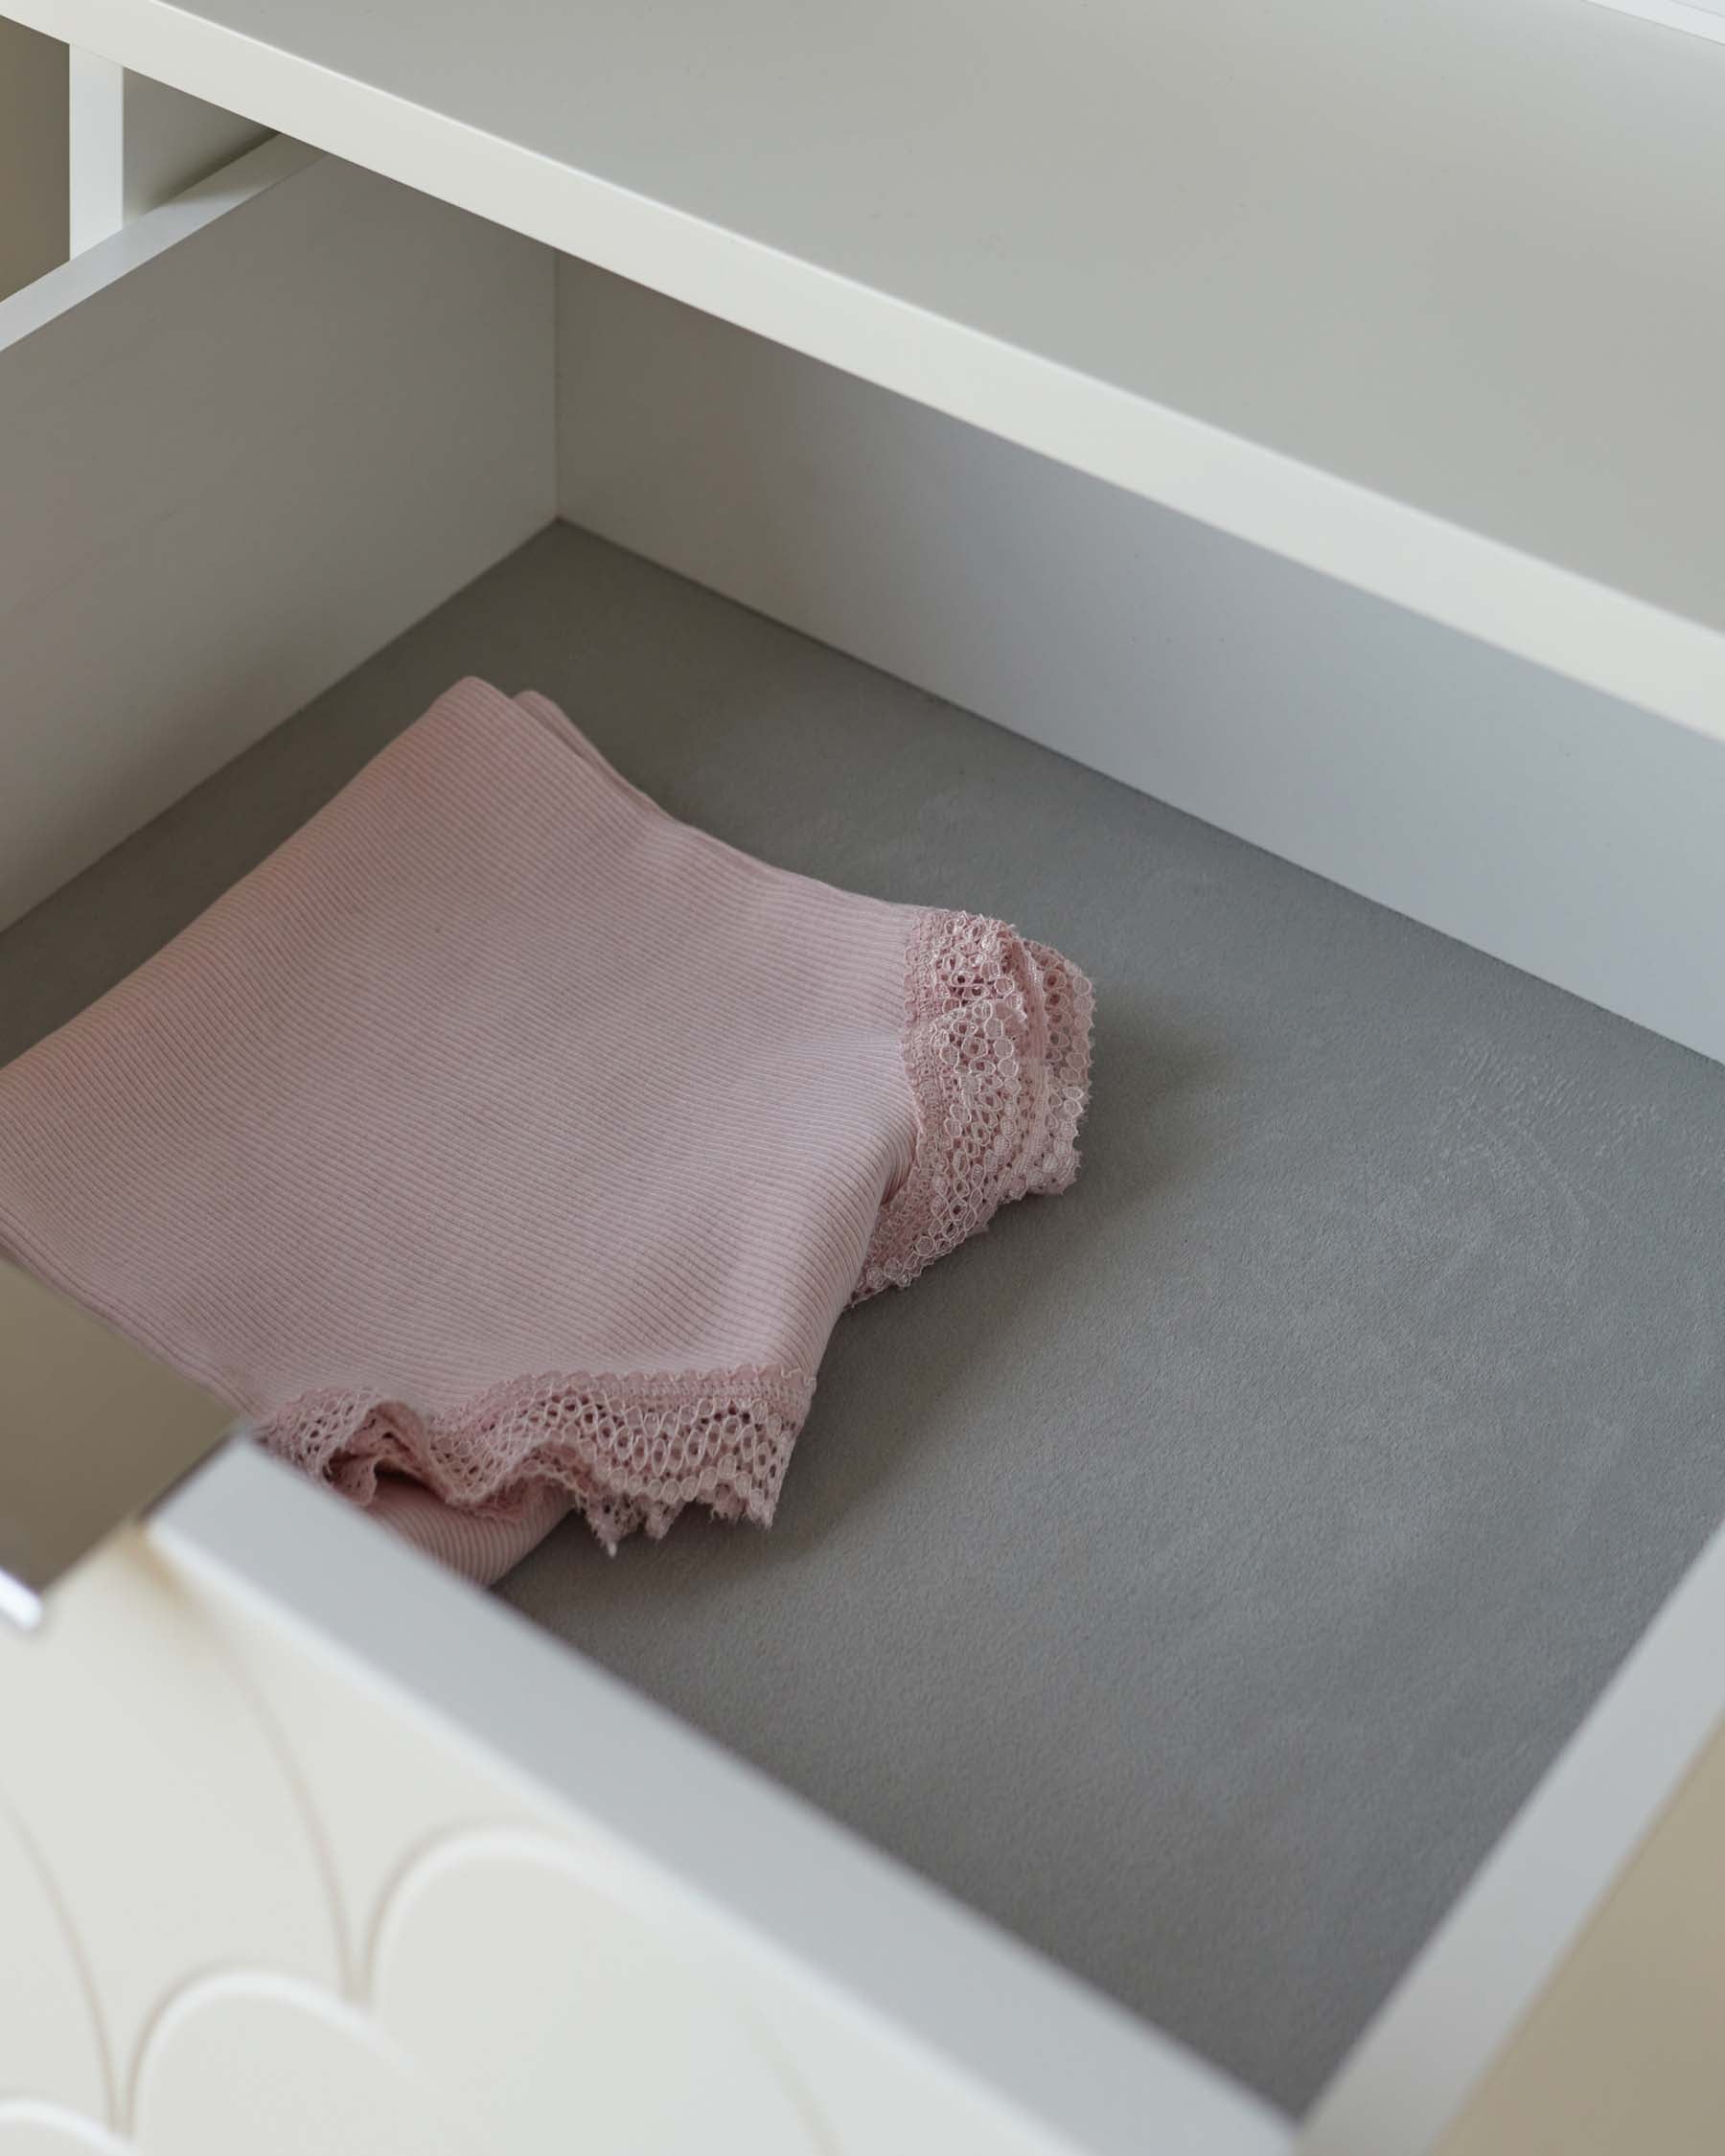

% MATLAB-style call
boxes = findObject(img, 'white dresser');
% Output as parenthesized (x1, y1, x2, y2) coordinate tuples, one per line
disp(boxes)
(1, 4, 1723, 2148)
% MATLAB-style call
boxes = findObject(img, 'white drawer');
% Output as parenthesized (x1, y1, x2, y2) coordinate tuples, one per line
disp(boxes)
(0, 86, 1723, 2156)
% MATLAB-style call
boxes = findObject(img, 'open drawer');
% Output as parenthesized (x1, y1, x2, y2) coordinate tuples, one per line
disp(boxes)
(2, 115, 1725, 2156)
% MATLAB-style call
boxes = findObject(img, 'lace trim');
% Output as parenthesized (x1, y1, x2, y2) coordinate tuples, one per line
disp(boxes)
(258, 1363, 814, 1554)
(854, 909, 1094, 1301)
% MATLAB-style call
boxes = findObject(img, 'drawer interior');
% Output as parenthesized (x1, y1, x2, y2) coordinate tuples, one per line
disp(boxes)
(5, 520, 1723, 2117)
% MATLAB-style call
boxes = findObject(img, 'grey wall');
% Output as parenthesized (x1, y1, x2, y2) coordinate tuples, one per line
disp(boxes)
(0, 24, 65, 300)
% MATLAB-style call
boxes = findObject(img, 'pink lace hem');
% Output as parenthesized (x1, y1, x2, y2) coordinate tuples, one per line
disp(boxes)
(257, 908, 1091, 1552)
(258, 1363, 813, 1554)
(854, 909, 1094, 1301)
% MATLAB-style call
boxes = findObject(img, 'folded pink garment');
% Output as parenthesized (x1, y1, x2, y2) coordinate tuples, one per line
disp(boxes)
(0, 680, 1092, 1583)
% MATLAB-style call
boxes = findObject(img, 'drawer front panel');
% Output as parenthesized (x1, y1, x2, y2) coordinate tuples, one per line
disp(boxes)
(0, 1450, 1289, 2156)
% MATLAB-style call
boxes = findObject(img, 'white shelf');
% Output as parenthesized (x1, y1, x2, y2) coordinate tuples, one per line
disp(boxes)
(11, 0, 1725, 740)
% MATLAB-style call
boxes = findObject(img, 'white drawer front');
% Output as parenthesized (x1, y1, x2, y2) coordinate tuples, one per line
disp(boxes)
(0, 1449, 1287, 2156)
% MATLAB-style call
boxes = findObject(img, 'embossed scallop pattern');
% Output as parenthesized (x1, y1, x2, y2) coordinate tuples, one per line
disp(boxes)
(0, 2105, 131, 2154)
(371, 1829, 823, 2155)
(0, 1531, 840, 2151)
(0, 1802, 107, 2119)
(130, 1975, 472, 2156)
(0, 1547, 340, 2085)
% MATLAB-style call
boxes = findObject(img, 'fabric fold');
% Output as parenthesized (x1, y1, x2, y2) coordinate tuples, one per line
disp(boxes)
(0, 679, 1092, 1583)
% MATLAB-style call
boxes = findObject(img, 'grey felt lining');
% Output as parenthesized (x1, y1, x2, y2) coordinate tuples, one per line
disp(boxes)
(4, 523, 1723, 2114)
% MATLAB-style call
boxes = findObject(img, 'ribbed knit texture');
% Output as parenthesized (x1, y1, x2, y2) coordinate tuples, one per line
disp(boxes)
(0, 680, 1092, 1582)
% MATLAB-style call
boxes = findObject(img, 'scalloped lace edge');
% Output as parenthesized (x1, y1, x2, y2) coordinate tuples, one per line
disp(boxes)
(257, 1363, 815, 1555)
(853, 909, 1094, 1301)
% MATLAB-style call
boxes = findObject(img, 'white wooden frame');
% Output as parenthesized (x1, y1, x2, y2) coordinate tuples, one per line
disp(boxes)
(7, 0, 1725, 750)
(66, 49, 265, 252)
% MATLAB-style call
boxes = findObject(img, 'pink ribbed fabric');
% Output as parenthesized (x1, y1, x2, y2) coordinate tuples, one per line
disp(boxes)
(0, 680, 1092, 1583)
